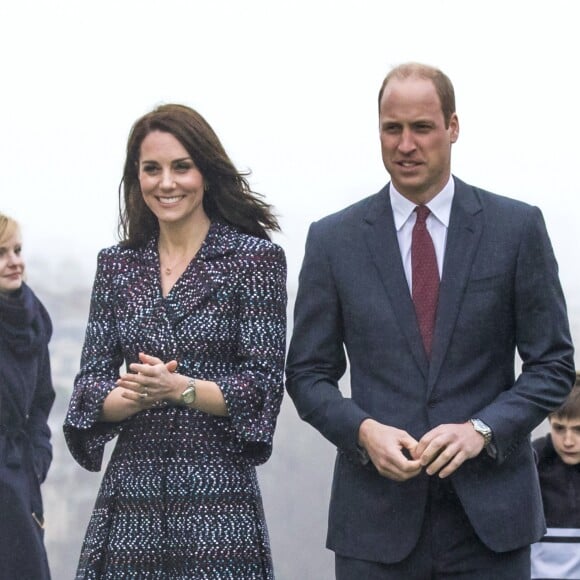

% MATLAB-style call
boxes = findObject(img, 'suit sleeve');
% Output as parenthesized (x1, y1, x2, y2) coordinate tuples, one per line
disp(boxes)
(477, 206, 575, 463)
(286, 222, 371, 462)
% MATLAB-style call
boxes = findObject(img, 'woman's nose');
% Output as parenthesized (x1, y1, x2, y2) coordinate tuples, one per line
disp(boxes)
(160, 170, 176, 189)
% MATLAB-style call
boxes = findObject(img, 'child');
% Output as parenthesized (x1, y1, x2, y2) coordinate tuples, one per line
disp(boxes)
(531, 372, 580, 579)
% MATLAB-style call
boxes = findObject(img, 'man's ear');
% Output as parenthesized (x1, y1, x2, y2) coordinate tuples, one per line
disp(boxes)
(449, 113, 459, 144)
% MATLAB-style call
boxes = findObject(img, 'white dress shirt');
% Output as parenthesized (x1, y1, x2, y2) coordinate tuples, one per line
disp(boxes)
(389, 176, 455, 293)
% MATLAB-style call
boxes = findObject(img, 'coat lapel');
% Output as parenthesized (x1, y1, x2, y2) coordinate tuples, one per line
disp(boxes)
(363, 186, 429, 378)
(427, 178, 483, 392)
(161, 222, 238, 315)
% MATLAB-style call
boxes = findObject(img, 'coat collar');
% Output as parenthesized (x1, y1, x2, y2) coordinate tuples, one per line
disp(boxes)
(143, 220, 241, 264)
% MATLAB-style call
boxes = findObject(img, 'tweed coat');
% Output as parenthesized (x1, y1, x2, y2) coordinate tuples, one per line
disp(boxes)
(64, 222, 287, 579)
(0, 282, 55, 580)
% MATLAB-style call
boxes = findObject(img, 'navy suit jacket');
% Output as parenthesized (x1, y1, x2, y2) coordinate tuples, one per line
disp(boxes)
(286, 177, 575, 564)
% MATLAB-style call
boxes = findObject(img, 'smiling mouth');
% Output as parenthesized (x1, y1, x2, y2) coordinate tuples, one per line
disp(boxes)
(157, 196, 184, 204)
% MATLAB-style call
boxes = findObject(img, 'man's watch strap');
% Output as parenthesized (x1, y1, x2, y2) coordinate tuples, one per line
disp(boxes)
(469, 418, 493, 447)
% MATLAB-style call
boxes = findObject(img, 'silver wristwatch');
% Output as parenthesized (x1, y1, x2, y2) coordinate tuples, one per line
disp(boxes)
(469, 418, 493, 447)
(181, 378, 197, 406)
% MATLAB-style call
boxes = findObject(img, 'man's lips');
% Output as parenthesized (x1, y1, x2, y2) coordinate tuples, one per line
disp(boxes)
(396, 160, 422, 168)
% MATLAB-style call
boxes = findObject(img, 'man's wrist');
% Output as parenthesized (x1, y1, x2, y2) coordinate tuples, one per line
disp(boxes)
(469, 418, 493, 447)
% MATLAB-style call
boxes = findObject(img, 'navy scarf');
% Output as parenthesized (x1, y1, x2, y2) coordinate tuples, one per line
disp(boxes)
(0, 283, 46, 356)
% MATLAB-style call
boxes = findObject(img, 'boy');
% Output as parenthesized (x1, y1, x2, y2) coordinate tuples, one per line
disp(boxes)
(532, 372, 580, 579)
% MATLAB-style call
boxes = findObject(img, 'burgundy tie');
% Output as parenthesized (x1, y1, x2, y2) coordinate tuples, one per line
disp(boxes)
(412, 205, 439, 357)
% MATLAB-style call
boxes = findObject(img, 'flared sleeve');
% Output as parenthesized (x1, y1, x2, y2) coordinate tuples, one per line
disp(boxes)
(63, 248, 126, 471)
(217, 242, 287, 465)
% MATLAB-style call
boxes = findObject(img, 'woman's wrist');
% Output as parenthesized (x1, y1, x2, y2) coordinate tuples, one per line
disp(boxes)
(168, 374, 191, 405)
(179, 378, 197, 407)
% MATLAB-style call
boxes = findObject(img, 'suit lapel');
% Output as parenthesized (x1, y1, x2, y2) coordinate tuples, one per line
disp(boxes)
(363, 186, 429, 378)
(427, 178, 483, 392)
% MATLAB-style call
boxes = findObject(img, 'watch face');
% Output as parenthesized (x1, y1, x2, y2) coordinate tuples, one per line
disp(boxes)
(471, 419, 491, 443)
(476, 421, 490, 434)
(182, 388, 196, 404)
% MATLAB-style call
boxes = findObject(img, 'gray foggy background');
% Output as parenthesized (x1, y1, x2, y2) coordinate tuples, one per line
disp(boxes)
(2, 1, 579, 578)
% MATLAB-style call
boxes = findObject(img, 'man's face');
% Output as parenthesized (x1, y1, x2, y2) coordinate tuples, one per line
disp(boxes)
(379, 76, 459, 204)
(551, 416, 580, 465)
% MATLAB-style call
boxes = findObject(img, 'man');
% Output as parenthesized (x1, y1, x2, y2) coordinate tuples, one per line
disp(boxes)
(285, 62, 575, 578)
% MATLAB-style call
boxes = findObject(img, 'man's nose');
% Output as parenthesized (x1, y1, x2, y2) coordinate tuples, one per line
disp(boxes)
(398, 128, 416, 153)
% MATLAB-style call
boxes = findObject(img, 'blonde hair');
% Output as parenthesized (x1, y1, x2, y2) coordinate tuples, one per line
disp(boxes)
(0, 213, 19, 244)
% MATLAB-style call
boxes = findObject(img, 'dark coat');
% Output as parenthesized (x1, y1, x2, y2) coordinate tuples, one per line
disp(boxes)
(286, 177, 575, 564)
(0, 282, 55, 580)
(533, 434, 580, 528)
(64, 222, 287, 579)
(531, 434, 580, 578)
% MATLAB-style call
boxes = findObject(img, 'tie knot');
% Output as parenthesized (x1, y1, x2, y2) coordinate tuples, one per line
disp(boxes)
(415, 205, 430, 224)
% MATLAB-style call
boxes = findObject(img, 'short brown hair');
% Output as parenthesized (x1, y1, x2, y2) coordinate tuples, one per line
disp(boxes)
(378, 62, 456, 128)
(551, 374, 580, 420)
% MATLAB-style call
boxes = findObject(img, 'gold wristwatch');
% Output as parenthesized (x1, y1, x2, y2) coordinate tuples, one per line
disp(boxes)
(180, 378, 197, 406)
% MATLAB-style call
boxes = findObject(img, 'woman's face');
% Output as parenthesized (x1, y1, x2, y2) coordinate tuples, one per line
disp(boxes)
(0, 227, 25, 294)
(138, 130, 207, 229)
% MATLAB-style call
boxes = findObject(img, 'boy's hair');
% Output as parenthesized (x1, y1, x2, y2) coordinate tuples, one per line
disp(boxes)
(550, 373, 580, 420)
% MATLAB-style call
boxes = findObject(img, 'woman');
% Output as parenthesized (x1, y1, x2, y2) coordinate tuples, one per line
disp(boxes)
(0, 213, 55, 580)
(64, 104, 287, 579)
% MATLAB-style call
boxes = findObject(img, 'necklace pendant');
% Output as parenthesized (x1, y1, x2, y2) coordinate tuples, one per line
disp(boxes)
(164, 267, 172, 275)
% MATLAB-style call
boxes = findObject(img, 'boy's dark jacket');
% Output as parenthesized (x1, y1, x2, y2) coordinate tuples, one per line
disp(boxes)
(533, 434, 580, 528)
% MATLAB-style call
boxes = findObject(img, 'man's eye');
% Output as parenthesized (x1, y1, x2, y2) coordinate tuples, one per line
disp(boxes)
(383, 125, 400, 134)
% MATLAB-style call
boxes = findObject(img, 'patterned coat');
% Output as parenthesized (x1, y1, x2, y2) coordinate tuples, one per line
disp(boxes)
(64, 222, 287, 579)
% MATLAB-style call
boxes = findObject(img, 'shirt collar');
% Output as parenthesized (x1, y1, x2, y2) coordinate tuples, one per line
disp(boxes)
(390, 176, 455, 231)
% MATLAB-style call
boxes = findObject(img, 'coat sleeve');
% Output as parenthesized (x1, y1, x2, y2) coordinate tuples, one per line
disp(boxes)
(216, 243, 287, 465)
(285, 222, 371, 463)
(63, 249, 126, 471)
(477, 206, 575, 463)
(27, 340, 55, 483)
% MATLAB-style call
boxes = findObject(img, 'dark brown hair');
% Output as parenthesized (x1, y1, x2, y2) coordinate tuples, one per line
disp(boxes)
(551, 375, 580, 420)
(378, 62, 456, 128)
(118, 104, 280, 247)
